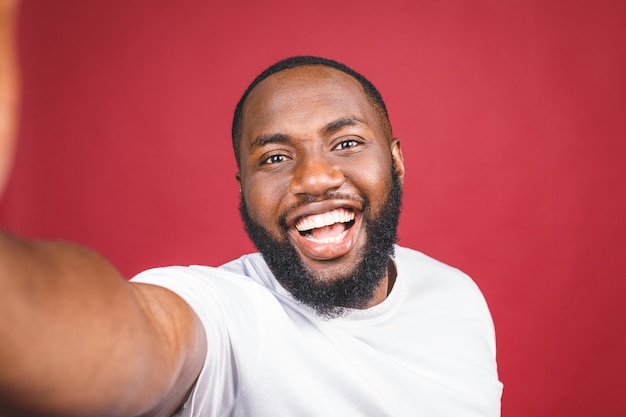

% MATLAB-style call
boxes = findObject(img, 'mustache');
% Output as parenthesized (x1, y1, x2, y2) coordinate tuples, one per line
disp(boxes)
(277, 192, 368, 230)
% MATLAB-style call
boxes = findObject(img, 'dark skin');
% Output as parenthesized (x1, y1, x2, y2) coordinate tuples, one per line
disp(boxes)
(0, 0, 19, 194)
(0, 5, 204, 415)
(0, 63, 403, 415)
(0, 234, 207, 417)
(237, 65, 405, 307)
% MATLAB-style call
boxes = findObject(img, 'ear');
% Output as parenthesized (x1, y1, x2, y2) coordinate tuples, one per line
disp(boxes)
(235, 171, 242, 193)
(390, 138, 405, 185)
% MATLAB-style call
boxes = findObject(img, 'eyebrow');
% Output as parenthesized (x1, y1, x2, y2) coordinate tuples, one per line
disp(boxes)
(320, 116, 365, 136)
(249, 133, 291, 152)
(248, 116, 367, 152)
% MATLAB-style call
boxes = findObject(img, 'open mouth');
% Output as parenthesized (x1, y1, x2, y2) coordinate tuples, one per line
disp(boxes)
(294, 208, 356, 244)
(286, 199, 364, 261)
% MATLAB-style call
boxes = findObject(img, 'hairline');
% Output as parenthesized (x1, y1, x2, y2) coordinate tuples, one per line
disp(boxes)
(231, 57, 392, 168)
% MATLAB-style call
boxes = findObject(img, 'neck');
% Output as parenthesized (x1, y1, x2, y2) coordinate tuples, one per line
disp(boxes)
(365, 259, 397, 308)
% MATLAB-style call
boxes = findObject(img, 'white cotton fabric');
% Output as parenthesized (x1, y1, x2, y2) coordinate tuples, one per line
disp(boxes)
(131, 246, 503, 417)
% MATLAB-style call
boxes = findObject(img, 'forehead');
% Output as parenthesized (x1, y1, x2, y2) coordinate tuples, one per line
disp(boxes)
(240, 65, 382, 139)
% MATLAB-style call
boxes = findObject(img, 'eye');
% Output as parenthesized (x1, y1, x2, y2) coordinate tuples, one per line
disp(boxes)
(262, 154, 289, 165)
(333, 139, 360, 150)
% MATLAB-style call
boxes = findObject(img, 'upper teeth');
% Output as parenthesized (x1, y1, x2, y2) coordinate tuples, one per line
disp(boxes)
(295, 208, 355, 232)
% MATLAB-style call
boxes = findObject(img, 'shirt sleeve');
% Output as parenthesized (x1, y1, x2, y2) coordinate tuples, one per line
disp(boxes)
(131, 265, 263, 417)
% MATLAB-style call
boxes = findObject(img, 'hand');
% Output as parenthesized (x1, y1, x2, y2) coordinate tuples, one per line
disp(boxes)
(0, 0, 20, 195)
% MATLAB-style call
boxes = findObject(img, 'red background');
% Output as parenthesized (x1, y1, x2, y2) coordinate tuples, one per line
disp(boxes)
(1, 1, 625, 415)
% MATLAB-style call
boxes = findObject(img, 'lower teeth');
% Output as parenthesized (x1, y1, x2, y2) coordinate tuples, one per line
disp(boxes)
(304, 229, 349, 244)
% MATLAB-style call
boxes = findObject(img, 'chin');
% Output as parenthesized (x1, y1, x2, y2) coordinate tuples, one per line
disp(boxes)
(239, 167, 403, 318)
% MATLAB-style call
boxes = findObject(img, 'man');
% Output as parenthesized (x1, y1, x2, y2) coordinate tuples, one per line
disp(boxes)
(0, 55, 502, 416)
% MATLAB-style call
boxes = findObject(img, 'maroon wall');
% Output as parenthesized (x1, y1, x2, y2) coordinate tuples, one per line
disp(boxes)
(2, 1, 625, 415)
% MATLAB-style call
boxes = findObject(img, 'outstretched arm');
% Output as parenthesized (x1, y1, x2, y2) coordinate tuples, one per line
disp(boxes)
(0, 231, 207, 417)
(0, 4, 206, 415)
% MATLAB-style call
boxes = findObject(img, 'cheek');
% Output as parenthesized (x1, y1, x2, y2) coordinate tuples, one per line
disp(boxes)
(344, 156, 393, 207)
(243, 174, 291, 224)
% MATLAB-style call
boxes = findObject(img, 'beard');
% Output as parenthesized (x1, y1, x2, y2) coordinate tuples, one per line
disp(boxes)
(239, 167, 403, 319)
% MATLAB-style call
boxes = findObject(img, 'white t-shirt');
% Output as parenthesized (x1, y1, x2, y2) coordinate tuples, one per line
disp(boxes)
(132, 246, 503, 417)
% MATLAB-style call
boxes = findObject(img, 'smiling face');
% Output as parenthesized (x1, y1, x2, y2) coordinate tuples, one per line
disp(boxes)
(237, 64, 405, 315)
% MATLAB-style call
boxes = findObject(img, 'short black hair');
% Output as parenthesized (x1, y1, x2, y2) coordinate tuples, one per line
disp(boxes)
(231, 56, 392, 168)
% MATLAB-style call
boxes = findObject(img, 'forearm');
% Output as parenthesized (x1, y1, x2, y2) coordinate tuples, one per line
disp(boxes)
(0, 231, 200, 417)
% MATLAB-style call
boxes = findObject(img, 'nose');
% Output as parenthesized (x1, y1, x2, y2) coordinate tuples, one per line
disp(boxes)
(289, 153, 345, 197)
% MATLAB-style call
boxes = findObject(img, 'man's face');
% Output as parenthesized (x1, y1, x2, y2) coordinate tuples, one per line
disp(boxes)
(237, 65, 405, 315)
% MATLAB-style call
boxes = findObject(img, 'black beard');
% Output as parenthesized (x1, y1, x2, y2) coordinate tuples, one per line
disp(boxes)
(239, 168, 403, 319)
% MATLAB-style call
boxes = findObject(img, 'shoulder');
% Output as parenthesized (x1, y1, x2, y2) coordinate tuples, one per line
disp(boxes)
(132, 264, 262, 298)
(395, 245, 480, 289)
(131, 262, 281, 326)
(394, 246, 464, 283)
(131, 260, 292, 416)
(219, 252, 271, 281)
(393, 245, 492, 318)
